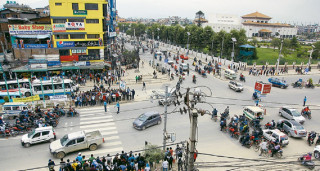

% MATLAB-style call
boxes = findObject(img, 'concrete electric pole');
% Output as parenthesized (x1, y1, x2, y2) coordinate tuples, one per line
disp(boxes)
(188, 109, 198, 171)
(163, 86, 168, 150)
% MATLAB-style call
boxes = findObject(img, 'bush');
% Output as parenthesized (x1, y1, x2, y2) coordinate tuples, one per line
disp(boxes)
(4, 96, 9, 102)
(144, 144, 165, 164)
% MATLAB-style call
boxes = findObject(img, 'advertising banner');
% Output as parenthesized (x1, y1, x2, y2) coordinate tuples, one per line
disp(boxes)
(74, 61, 86, 66)
(56, 41, 75, 48)
(30, 64, 48, 69)
(47, 61, 61, 66)
(60, 55, 79, 62)
(12, 95, 40, 102)
(29, 59, 48, 64)
(262, 83, 272, 94)
(24, 44, 49, 49)
(119, 81, 126, 90)
(65, 22, 85, 30)
(73, 10, 87, 15)
(254, 82, 262, 93)
(109, 32, 117, 37)
(50, 95, 68, 101)
(74, 41, 100, 47)
(52, 24, 66, 32)
(78, 55, 100, 61)
(9, 24, 52, 35)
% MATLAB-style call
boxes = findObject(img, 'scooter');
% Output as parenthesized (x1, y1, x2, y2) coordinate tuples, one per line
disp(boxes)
(308, 132, 317, 146)
(297, 156, 315, 170)
(240, 76, 246, 82)
(301, 109, 312, 119)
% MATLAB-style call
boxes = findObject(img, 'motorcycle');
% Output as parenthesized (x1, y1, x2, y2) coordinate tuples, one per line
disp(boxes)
(315, 135, 320, 146)
(240, 76, 246, 82)
(308, 132, 317, 146)
(301, 109, 312, 119)
(305, 83, 315, 89)
(67, 108, 79, 117)
(228, 127, 240, 139)
(297, 156, 315, 170)
(264, 122, 276, 130)
(201, 72, 207, 78)
(293, 81, 303, 88)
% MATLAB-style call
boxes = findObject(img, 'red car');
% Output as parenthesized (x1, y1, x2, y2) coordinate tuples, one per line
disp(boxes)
(180, 55, 189, 60)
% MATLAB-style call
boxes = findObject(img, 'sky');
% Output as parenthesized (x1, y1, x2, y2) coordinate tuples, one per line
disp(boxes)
(3, 0, 320, 24)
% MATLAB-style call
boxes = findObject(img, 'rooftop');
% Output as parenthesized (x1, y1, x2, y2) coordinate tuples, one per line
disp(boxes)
(242, 20, 292, 27)
(242, 12, 272, 19)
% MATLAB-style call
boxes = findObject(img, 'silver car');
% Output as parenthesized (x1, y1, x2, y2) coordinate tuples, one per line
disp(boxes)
(279, 106, 305, 124)
(133, 111, 161, 130)
(277, 119, 307, 138)
(228, 81, 244, 92)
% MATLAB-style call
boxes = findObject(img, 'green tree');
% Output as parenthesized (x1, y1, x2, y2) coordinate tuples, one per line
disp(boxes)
(312, 41, 320, 59)
(271, 38, 281, 50)
(251, 37, 258, 47)
(291, 36, 299, 50)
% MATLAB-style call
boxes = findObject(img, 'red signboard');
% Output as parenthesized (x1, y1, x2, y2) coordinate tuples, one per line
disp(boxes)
(60, 55, 79, 61)
(254, 82, 262, 92)
(262, 84, 272, 94)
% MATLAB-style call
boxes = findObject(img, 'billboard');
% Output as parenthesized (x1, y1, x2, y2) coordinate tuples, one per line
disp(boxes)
(65, 22, 85, 30)
(52, 24, 66, 32)
(9, 24, 52, 35)
(255, 81, 271, 94)
(56, 41, 75, 48)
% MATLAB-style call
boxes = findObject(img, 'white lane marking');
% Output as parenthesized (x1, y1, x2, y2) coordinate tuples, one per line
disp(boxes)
(82, 127, 117, 133)
(80, 119, 114, 125)
(80, 122, 115, 129)
(80, 115, 113, 120)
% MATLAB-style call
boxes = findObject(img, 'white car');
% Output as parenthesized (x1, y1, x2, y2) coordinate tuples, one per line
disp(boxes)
(262, 129, 289, 146)
(228, 81, 244, 92)
(314, 146, 320, 159)
(279, 106, 305, 124)
(21, 126, 56, 148)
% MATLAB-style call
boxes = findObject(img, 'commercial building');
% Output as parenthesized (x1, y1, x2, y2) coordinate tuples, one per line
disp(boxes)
(49, 0, 108, 70)
(205, 14, 242, 33)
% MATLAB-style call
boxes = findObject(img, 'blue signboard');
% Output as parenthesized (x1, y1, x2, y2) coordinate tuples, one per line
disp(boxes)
(47, 61, 61, 66)
(24, 44, 49, 49)
(56, 41, 75, 48)
(86, 61, 90, 66)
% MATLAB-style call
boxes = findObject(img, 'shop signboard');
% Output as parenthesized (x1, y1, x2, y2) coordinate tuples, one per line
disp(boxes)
(109, 32, 117, 37)
(71, 49, 86, 55)
(24, 44, 49, 49)
(74, 41, 100, 47)
(8, 24, 52, 35)
(30, 64, 48, 69)
(47, 61, 61, 66)
(74, 61, 86, 66)
(29, 59, 47, 64)
(78, 55, 100, 61)
(50, 95, 68, 101)
(56, 41, 75, 48)
(65, 22, 85, 30)
(73, 10, 87, 15)
(52, 24, 66, 32)
(60, 55, 79, 62)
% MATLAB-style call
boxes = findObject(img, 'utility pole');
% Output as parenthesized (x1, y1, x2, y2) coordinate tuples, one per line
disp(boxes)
(152, 32, 155, 67)
(308, 45, 314, 70)
(220, 36, 224, 63)
(276, 39, 284, 74)
(188, 109, 198, 171)
(163, 86, 168, 150)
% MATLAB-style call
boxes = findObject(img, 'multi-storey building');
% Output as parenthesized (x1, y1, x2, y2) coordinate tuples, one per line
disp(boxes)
(49, 0, 108, 69)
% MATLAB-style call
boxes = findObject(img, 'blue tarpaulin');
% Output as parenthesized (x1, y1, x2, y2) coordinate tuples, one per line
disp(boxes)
(239, 44, 255, 49)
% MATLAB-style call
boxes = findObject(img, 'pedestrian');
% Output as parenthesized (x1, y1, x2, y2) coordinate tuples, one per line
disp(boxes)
(135, 75, 138, 83)
(142, 82, 146, 91)
(162, 159, 168, 171)
(104, 100, 107, 112)
(303, 96, 307, 106)
(48, 159, 55, 171)
(59, 158, 66, 171)
(131, 89, 135, 99)
(116, 101, 120, 114)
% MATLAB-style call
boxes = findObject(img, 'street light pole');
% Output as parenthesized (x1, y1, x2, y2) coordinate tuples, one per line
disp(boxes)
(220, 36, 224, 63)
(163, 86, 168, 150)
(231, 38, 237, 64)
(277, 39, 284, 74)
(152, 32, 155, 67)
(187, 32, 190, 54)
(308, 45, 314, 70)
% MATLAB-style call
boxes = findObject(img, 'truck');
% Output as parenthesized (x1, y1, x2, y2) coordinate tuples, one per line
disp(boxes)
(49, 130, 104, 159)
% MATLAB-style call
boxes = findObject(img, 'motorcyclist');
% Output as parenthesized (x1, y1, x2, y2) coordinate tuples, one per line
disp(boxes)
(271, 143, 281, 157)
(220, 118, 227, 131)
(224, 106, 230, 115)
(212, 108, 218, 119)
(241, 133, 250, 146)
(68, 106, 74, 117)
(302, 106, 311, 116)
(308, 131, 317, 145)
(270, 120, 276, 128)
(302, 153, 312, 165)
(253, 92, 258, 100)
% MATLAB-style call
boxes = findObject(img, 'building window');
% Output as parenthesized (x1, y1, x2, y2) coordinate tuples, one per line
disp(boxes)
(87, 34, 100, 39)
(85, 3, 98, 10)
(68, 19, 84, 22)
(70, 34, 85, 39)
(53, 19, 66, 23)
(86, 19, 99, 23)
(55, 3, 62, 6)
(1, 14, 6, 18)
(72, 3, 78, 10)
(55, 34, 68, 39)
(12, 14, 18, 18)
(88, 49, 100, 57)
(59, 49, 70, 56)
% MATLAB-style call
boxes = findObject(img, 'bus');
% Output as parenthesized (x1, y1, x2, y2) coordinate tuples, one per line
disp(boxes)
(0, 79, 32, 97)
(0, 90, 22, 104)
(32, 77, 79, 99)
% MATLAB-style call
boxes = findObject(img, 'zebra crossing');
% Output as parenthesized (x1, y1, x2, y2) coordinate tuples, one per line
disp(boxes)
(78, 107, 123, 156)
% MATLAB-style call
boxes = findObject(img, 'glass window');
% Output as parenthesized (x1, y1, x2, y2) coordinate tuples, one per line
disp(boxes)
(66, 140, 76, 146)
(68, 19, 84, 22)
(33, 133, 41, 138)
(85, 3, 98, 10)
(88, 49, 100, 56)
(87, 34, 100, 39)
(72, 3, 78, 10)
(12, 106, 19, 110)
(55, 34, 68, 39)
(59, 49, 70, 56)
(55, 3, 62, 6)
(54, 84, 63, 89)
(4, 107, 11, 110)
(86, 19, 99, 24)
(64, 83, 71, 88)
(77, 137, 84, 143)
(53, 19, 66, 23)
(70, 34, 85, 39)
(42, 131, 50, 136)
(34, 86, 41, 91)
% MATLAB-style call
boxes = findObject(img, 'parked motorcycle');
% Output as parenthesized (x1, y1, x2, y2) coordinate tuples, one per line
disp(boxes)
(308, 131, 317, 146)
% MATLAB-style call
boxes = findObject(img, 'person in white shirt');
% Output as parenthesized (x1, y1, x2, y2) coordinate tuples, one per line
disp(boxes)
(162, 159, 169, 171)
(259, 139, 268, 156)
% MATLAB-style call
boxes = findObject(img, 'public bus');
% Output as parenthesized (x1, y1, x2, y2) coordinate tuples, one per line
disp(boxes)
(32, 78, 79, 99)
(0, 90, 22, 104)
(0, 79, 32, 97)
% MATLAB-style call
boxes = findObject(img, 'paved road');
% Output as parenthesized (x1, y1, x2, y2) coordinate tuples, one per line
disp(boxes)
(1, 38, 320, 170)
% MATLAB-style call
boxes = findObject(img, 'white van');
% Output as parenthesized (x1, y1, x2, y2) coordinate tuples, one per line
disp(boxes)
(2, 102, 29, 119)
(224, 69, 237, 80)
(180, 63, 188, 71)
(21, 126, 56, 147)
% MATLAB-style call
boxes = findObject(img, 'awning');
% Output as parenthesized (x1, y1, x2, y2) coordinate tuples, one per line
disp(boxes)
(61, 66, 79, 70)
(259, 29, 272, 33)
(80, 65, 104, 69)
(13, 34, 51, 39)
(239, 44, 255, 49)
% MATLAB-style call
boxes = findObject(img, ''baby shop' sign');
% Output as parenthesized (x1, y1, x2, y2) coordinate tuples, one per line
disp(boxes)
(8, 24, 52, 35)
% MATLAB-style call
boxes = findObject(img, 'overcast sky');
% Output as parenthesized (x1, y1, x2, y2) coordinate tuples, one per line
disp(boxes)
(5, 0, 320, 24)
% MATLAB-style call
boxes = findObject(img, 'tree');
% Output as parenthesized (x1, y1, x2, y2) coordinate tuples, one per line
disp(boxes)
(271, 38, 281, 50)
(312, 41, 320, 59)
(195, 11, 205, 27)
(144, 144, 164, 165)
(252, 37, 258, 47)
(290, 36, 299, 50)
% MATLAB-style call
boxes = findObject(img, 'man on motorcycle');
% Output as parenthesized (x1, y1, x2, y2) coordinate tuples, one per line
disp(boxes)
(224, 106, 230, 115)
(271, 143, 281, 157)
(271, 120, 276, 128)
(0, 117, 4, 125)
(302, 106, 311, 117)
(253, 92, 258, 100)
(220, 118, 226, 131)
(212, 108, 218, 119)
(308, 131, 317, 145)
(302, 153, 312, 165)
(241, 133, 250, 146)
